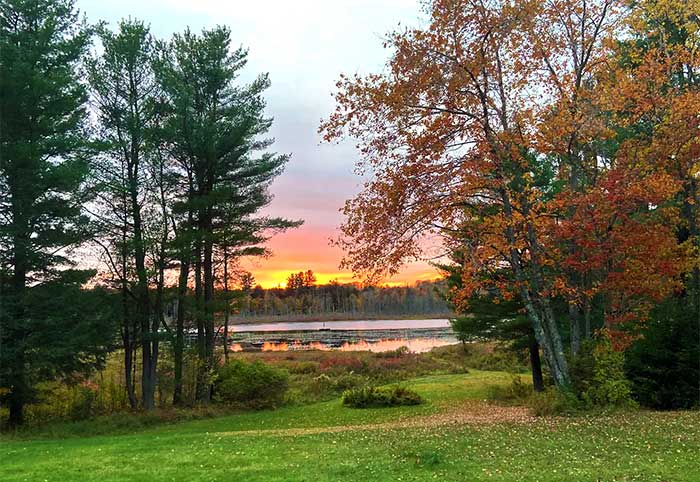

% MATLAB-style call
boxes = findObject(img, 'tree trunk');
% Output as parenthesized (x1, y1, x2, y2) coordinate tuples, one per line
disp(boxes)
(223, 245, 230, 363)
(583, 298, 592, 340)
(173, 259, 189, 406)
(7, 203, 30, 426)
(202, 221, 215, 402)
(122, 324, 137, 409)
(120, 244, 138, 409)
(7, 329, 27, 427)
(194, 235, 208, 403)
(132, 194, 153, 410)
(501, 189, 571, 388)
(8, 388, 25, 427)
(568, 303, 581, 356)
(540, 301, 571, 387)
(528, 334, 544, 392)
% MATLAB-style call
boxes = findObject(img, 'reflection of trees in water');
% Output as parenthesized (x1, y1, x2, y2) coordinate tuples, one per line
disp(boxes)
(252, 338, 454, 353)
(228, 326, 457, 353)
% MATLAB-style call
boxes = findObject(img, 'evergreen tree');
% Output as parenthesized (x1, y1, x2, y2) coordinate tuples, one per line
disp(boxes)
(87, 18, 165, 410)
(155, 26, 300, 402)
(0, 0, 113, 425)
(625, 299, 699, 409)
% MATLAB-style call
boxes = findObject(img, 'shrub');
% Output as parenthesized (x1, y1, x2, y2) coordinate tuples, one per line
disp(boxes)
(342, 385, 423, 408)
(625, 300, 699, 409)
(375, 346, 410, 358)
(213, 359, 289, 409)
(69, 385, 99, 421)
(331, 373, 368, 392)
(285, 361, 319, 375)
(572, 337, 636, 409)
(298, 372, 369, 402)
(21, 381, 114, 426)
(319, 356, 365, 374)
(432, 343, 528, 373)
(569, 340, 597, 397)
(527, 388, 580, 416)
(487, 376, 531, 404)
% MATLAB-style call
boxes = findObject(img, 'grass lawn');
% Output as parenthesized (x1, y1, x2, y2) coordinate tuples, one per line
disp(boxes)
(1, 370, 698, 481)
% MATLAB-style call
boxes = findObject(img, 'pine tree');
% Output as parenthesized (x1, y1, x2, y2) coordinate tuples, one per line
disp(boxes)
(0, 0, 113, 425)
(87, 18, 165, 410)
(155, 26, 300, 402)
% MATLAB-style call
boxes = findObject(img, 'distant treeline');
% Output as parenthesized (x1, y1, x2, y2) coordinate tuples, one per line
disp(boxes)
(233, 276, 451, 320)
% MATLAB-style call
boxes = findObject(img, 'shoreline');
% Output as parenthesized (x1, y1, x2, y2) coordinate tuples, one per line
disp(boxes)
(228, 312, 454, 325)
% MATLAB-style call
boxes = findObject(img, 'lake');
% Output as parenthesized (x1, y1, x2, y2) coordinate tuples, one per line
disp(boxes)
(226, 318, 457, 353)
(230, 318, 451, 332)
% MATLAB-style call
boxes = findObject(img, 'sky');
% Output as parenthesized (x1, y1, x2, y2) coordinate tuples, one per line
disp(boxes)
(77, 0, 440, 288)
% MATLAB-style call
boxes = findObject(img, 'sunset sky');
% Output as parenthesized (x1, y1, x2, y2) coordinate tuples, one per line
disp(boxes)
(78, 0, 440, 288)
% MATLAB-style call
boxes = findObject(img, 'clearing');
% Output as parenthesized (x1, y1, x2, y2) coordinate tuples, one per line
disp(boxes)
(1, 371, 698, 481)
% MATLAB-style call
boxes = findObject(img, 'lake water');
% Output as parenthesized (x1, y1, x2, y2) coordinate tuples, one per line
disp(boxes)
(230, 318, 451, 332)
(226, 318, 457, 353)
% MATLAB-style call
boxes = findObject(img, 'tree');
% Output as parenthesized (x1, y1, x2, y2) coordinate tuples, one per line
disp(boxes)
(616, 0, 700, 334)
(155, 26, 300, 402)
(286, 272, 303, 294)
(625, 298, 700, 409)
(0, 271, 117, 422)
(0, 0, 106, 425)
(87, 18, 165, 410)
(439, 249, 545, 391)
(321, 0, 684, 388)
(611, 0, 700, 407)
(240, 271, 255, 293)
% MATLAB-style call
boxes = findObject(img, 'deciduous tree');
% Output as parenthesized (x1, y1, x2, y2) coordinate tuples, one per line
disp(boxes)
(321, 0, 686, 388)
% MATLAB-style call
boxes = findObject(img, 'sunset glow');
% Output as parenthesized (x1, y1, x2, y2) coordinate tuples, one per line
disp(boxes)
(241, 223, 441, 288)
(238, 155, 443, 288)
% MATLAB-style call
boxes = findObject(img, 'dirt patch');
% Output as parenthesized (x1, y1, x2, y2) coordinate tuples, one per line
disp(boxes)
(218, 401, 540, 437)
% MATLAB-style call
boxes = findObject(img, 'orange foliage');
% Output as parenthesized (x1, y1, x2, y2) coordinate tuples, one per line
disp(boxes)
(321, 0, 696, 353)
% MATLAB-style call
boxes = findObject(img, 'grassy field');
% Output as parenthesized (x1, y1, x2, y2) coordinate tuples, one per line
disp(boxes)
(2, 370, 699, 481)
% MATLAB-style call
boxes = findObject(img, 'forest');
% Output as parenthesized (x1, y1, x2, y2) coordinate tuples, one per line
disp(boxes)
(235, 273, 450, 320)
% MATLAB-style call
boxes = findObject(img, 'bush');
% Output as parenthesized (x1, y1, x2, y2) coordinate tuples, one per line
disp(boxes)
(434, 343, 528, 373)
(285, 361, 319, 375)
(569, 341, 596, 397)
(297, 372, 369, 402)
(572, 337, 636, 409)
(213, 359, 289, 409)
(625, 300, 699, 409)
(375, 346, 410, 358)
(331, 373, 368, 392)
(527, 388, 580, 416)
(342, 385, 423, 408)
(319, 356, 365, 374)
(487, 376, 531, 404)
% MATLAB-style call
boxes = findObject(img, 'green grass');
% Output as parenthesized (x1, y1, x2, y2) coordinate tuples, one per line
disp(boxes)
(2, 370, 699, 481)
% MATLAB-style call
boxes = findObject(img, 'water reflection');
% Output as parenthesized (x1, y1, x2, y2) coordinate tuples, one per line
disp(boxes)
(225, 319, 458, 353)
(339, 338, 454, 353)
(252, 337, 455, 353)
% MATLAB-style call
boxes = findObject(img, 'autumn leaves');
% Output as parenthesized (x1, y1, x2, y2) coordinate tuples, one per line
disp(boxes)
(321, 0, 700, 386)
